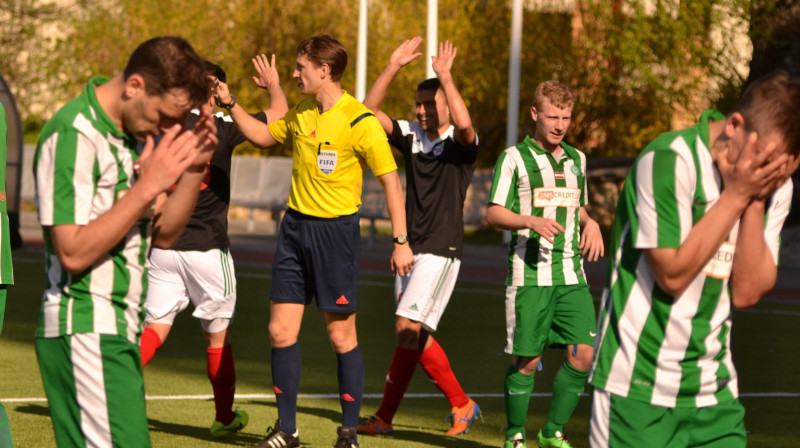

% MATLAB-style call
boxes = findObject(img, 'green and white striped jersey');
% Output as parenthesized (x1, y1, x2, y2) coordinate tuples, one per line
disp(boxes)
(489, 136, 588, 286)
(0, 103, 13, 285)
(589, 110, 792, 408)
(34, 77, 150, 344)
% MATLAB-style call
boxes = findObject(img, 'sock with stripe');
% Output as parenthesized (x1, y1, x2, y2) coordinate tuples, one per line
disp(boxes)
(419, 338, 469, 408)
(374, 346, 420, 424)
(505, 364, 535, 440)
(272, 342, 301, 434)
(140, 327, 162, 368)
(337, 345, 365, 431)
(207, 345, 236, 425)
(543, 361, 588, 438)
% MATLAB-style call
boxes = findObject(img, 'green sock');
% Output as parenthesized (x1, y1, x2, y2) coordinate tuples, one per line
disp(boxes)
(504, 364, 535, 440)
(542, 361, 588, 438)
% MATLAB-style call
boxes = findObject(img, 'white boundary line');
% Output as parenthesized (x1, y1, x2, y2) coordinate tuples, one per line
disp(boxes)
(3, 391, 799, 404)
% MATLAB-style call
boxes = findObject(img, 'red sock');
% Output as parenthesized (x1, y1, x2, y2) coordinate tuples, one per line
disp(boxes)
(419, 338, 469, 408)
(140, 327, 162, 368)
(208, 346, 236, 424)
(375, 347, 420, 424)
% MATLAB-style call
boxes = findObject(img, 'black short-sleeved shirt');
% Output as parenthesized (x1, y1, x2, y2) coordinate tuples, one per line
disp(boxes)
(389, 120, 478, 259)
(171, 111, 267, 251)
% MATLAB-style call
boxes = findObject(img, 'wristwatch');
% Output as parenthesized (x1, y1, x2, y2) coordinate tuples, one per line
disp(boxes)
(219, 94, 237, 110)
(393, 234, 408, 245)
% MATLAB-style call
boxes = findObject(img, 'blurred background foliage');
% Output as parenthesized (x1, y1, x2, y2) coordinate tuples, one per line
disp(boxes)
(1, 0, 797, 166)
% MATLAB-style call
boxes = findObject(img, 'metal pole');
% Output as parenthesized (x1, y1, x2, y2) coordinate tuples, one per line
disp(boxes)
(426, 0, 438, 79)
(355, 0, 369, 101)
(506, 0, 523, 147)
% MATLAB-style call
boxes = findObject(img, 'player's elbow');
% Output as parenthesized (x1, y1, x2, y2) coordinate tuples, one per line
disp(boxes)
(56, 253, 92, 276)
(653, 274, 690, 298)
(731, 293, 763, 309)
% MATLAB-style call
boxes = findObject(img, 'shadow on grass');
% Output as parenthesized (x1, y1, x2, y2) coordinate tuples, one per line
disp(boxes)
(147, 417, 267, 446)
(14, 404, 50, 417)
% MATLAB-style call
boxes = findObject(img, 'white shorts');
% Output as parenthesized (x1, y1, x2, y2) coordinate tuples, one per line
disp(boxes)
(394, 253, 461, 332)
(145, 247, 237, 330)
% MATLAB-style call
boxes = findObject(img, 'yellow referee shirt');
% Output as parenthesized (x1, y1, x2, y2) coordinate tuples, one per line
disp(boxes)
(269, 93, 397, 218)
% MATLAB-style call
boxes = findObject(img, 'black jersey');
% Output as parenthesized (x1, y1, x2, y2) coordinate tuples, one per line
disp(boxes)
(389, 120, 478, 259)
(170, 111, 267, 251)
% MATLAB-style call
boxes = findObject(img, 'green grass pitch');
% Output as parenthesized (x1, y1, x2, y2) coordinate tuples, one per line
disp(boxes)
(2, 251, 800, 447)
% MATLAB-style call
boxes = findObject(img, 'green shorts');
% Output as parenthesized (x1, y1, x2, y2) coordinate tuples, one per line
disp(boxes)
(36, 333, 151, 448)
(504, 284, 596, 356)
(590, 388, 746, 448)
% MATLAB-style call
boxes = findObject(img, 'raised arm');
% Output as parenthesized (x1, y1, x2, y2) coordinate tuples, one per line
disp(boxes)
(363, 36, 423, 135)
(431, 41, 476, 147)
(252, 53, 289, 123)
(645, 135, 788, 297)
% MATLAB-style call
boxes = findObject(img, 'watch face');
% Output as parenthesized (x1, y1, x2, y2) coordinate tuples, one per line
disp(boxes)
(395, 235, 407, 244)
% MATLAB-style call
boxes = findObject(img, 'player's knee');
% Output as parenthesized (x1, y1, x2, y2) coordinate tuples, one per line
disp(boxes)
(568, 344, 594, 371)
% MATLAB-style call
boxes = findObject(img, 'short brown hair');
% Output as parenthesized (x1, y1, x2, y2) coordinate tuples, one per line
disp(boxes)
(296, 35, 348, 82)
(533, 80, 575, 110)
(733, 70, 800, 156)
(123, 36, 211, 108)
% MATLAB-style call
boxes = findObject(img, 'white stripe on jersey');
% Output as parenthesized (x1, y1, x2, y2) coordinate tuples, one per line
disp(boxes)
(36, 136, 57, 225)
(605, 255, 656, 397)
(670, 138, 698, 243)
(72, 333, 112, 447)
(766, 180, 793, 264)
(122, 230, 146, 342)
(90, 256, 118, 335)
(73, 115, 103, 224)
(503, 148, 533, 286)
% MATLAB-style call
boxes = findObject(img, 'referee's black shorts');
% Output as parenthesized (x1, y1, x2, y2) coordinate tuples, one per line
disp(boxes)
(270, 208, 361, 314)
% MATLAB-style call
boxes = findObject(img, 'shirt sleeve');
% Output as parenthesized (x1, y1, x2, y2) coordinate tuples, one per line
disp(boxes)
(268, 109, 293, 145)
(35, 129, 98, 226)
(633, 148, 695, 249)
(764, 179, 793, 265)
(488, 149, 518, 209)
(354, 115, 397, 177)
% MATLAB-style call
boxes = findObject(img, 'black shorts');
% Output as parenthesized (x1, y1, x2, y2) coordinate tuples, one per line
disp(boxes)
(270, 209, 361, 313)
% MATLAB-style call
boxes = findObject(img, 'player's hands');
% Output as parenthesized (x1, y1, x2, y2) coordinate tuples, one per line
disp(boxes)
(527, 216, 565, 244)
(389, 36, 423, 69)
(391, 243, 414, 277)
(253, 53, 280, 90)
(213, 79, 234, 108)
(717, 132, 789, 206)
(188, 108, 218, 168)
(431, 40, 457, 79)
(579, 218, 604, 262)
(137, 124, 199, 197)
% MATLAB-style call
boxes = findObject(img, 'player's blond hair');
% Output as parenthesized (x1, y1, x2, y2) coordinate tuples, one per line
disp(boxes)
(532, 80, 575, 110)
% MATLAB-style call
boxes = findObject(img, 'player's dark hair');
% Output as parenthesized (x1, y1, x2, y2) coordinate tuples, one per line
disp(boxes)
(123, 36, 211, 108)
(417, 78, 442, 93)
(532, 80, 575, 111)
(733, 70, 800, 156)
(204, 61, 226, 84)
(296, 35, 348, 82)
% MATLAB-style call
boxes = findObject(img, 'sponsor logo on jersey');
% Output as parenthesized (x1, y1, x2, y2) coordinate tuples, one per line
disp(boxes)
(340, 393, 356, 402)
(310, 130, 317, 138)
(336, 295, 350, 305)
(533, 187, 581, 208)
(702, 241, 735, 279)
(318, 149, 337, 174)
(409, 304, 419, 312)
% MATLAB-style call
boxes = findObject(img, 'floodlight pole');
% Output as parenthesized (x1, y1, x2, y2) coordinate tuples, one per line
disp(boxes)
(355, 0, 368, 101)
(507, 0, 523, 147)
(426, 0, 438, 79)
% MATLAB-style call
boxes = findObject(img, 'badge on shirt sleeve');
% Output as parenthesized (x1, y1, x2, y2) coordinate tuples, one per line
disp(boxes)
(318, 149, 337, 174)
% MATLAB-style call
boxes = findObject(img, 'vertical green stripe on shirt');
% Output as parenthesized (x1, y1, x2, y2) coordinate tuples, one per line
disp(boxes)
(652, 150, 681, 247)
(70, 272, 95, 333)
(53, 132, 79, 223)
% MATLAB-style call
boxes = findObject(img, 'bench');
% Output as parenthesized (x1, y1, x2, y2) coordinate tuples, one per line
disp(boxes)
(229, 155, 292, 233)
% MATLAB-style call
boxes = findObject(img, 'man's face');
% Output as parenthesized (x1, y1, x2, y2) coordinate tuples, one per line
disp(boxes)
(123, 80, 193, 141)
(531, 99, 572, 148)
(415, 88, 449, 133)
(292, 54, 324, 95)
